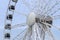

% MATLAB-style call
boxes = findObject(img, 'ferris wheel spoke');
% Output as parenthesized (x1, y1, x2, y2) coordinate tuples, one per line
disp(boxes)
(22, 27, 32, 40)
(50, 8, 60, 15)
(22, 0, 30, 7)
(36, 29, 40, 40)
(22, 0, 32, 12)
(37, 23, 46, 32)
(37, 25, 45, 40)
(41, 0, 50, 14)
(45, 24, 55, 40)
(44, 1, 60, 15)
(12, 23, 26, 29)
(33, 23, 41, 40)
(41, 22, 60, 31)
(52, 15, 60, 19)
(14, 10, 28, 17)
(42, 23, 55, 40)
(47, 28, 55, 40)
(13, 27, 28, 40)
(37, 23, 46, 40)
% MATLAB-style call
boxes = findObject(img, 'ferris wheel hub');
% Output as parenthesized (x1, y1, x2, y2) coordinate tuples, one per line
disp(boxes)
(26, 12, 53, 28)
(27, 12, 36, 26)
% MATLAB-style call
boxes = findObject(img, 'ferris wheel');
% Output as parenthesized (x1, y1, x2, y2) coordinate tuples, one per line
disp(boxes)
(3, 0, 60, 40)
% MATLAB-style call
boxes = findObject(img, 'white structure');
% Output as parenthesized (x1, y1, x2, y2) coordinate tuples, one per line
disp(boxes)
(4, 0, 60, 40)
(12, 12, 54, 40)
(22, 12, 53, 40)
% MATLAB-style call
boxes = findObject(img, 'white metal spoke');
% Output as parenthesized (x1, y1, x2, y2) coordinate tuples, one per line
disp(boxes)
(35, 23, 41, 40)
(41, 22, 60, 31)
(37, 25, 45, 40)
(36, 26, 41, 40)
(41, 22, 55, 40)
(15, 11, 28, 17)
(52, 15, 60, 19)
(41, 0, 50, 14)
(12, 23, 26, 29)
(31, 23, 37, 40)
(44, 1, 60, 15)
(13, 27, 28, 40)
(47, 28, 55, 40)
(22, 27, 32, 40)
(37, 23, 46, 32)
(51, 8, 60, 15)
(43, 23, 55, 40)
(37, 23, 46, 40)
(22, 0, 30, 8)
(22, 0, 32, 12)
